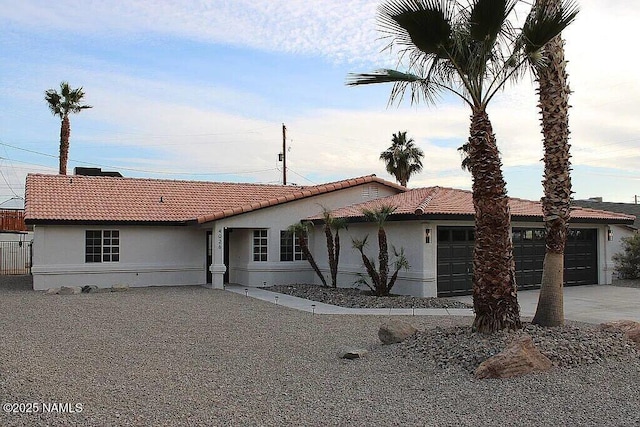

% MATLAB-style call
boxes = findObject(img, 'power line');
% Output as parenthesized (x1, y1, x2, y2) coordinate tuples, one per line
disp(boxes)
(0, 140, 280, 177)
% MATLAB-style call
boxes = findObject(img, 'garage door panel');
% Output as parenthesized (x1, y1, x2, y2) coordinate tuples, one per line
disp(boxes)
(438, 226, 598, 297)
(437, 227, 474, 296)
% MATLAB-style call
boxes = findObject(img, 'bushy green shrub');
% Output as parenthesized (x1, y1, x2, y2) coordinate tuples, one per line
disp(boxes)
(613, 233, 640, 279)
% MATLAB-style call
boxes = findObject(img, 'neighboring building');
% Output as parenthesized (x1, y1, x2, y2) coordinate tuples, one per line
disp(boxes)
(24, 174, 635, 296)
(572, 199, 640, 230)
(0, 203, 33, 275)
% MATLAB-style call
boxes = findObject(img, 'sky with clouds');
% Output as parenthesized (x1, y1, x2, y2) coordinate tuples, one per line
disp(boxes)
(1, 0, 639, 207)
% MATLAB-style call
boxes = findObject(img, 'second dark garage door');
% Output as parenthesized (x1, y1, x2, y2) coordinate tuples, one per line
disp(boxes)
(437, 226, 598, 296)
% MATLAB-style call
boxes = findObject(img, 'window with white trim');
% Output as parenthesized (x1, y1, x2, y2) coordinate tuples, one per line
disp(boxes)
(280, 231, 307, 261)
(253, 229, 268, 262)
(85, 230, 120, 263)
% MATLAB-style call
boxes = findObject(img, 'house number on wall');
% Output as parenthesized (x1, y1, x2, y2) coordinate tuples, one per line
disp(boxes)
(217, 230, 222, 250)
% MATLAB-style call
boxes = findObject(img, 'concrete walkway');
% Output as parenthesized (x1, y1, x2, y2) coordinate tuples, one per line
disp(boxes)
(224, 285, 474, 317)
(453, 285, 640, 324)
(226, 284, 640, 324)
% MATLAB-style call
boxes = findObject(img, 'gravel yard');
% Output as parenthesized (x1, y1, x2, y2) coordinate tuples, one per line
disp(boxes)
(1, 276, 639, 426)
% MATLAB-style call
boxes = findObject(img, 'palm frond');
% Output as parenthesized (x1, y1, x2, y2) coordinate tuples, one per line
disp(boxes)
(521, 0, 579, 55)
(346, 69, 422, 86)
(468, 0, 517, 43)
(379, 0, 454, 57)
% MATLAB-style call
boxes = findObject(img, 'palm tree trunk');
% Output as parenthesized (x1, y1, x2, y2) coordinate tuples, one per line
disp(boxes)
(300, 235, 327, 287)
(468, 108, 521, 333)
(59, 114, 71, 175)
(378, 227, 389, 294)
(324, 225, 336, 287)
(333, 230, 341, 287)
(532, 9, 571, 326)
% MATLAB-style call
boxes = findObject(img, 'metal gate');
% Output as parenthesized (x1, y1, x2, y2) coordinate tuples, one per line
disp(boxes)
(0, 241, 33, 275)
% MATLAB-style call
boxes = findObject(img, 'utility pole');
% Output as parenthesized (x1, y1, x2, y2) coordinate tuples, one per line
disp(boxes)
(282, 123, 287, 185)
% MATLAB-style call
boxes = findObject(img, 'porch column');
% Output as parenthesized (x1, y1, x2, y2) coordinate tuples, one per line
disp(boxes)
(210, 226, 226, 289)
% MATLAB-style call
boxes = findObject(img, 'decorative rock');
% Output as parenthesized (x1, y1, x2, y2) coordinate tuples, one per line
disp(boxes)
(339, 348, 369, 360)
(58, 286, 82, 295)
(600, 320, 639, 333)
(600, 320, 640, 348)
(81, 285, 99, 293)
(45, 287, 60, 295)
(378, 320, 418, 345)
(112, 284, 130, 292)
(627, 328, 640, 348)
(474, 335, 553, 379)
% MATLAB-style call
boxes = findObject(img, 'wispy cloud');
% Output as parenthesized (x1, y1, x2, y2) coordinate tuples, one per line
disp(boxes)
(4, 1, 384, 63)
(2, 1, 640, 203)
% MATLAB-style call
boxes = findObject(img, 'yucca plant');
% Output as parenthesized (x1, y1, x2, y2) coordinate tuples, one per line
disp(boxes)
(348, 0, 578, 333)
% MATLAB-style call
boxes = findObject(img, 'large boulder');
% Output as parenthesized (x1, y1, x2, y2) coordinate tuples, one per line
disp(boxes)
(600, 320, 640, 348)
(112, 284, 130, 292)
(45, 287, 61, 295)
(378, 320, 417, 345)
(474, 335, 553, 379)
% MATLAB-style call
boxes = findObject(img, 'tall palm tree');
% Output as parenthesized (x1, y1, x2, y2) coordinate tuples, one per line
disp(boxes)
(348, 0, 577, 333)
(44, 82, 92, 175)
(532, 0, 574, 327)
(380, 131, 424, 186)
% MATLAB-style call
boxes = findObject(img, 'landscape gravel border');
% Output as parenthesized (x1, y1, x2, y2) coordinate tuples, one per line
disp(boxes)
(263, 283, 472, 309)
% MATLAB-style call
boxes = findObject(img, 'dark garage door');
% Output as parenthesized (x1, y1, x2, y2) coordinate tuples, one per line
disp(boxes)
(437, 227, 474, 296)
(437, 226, 598, 296)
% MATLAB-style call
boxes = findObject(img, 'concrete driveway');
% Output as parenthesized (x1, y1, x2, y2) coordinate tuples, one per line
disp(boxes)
(453, 284, 640, 324)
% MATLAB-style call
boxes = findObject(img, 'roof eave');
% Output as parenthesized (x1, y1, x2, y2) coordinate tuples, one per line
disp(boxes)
(25, 219, 191, 227)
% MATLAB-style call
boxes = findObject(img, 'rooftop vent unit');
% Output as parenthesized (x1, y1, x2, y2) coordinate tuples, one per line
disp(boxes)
(74, 167, 123, 177)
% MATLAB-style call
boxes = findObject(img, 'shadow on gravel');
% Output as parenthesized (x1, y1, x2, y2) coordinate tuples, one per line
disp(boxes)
(0, 275, 33, 292)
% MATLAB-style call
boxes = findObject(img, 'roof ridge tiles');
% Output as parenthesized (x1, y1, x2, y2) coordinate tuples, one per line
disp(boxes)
(414, 187, 441, 215)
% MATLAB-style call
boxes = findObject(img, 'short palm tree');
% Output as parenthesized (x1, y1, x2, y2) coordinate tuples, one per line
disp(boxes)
(380, 131, 424, 187)
(348, 0, 577, 333)
(45, 82, 92, 175)
(322, 207, 347, 288)
(532, 0, 574, 327)
(353, 205, 409, 296)
(288, 222, 328, 287)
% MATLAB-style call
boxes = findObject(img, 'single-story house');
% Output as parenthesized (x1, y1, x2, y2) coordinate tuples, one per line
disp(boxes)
(24, 173, 635, 296)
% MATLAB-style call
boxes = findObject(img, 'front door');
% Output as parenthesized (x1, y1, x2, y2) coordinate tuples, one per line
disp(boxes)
(206, 231, 212, 284)
(223, 228, 230, 284)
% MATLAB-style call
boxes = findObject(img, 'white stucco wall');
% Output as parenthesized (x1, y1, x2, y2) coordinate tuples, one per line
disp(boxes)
(31, 225, 205, 290)
(307, 220, 437, 296)
(208, 182, 400, 288)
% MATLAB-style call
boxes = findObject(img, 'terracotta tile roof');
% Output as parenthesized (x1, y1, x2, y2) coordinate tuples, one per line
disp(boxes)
(24, 174, 404, 224)
(311, 186, 636, 223)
